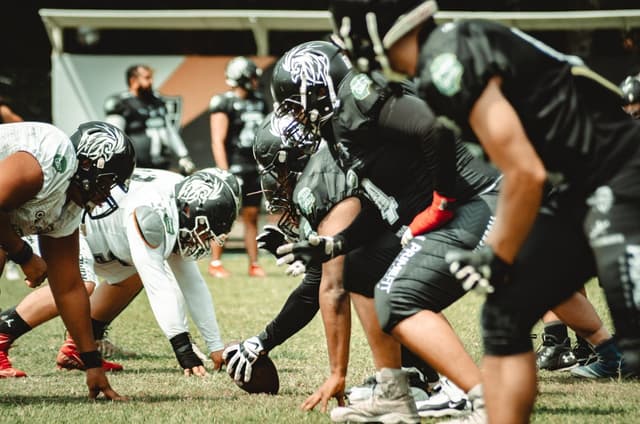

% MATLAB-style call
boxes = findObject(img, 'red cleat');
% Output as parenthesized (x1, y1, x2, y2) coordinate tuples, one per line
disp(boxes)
(56, 337, 123, 372)
(208, 262, 231, 278)
(248, 263, 266, 278)
(0, 333, 27, 378)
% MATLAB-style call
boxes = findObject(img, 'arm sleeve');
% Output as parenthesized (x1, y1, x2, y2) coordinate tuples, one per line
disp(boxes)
(126, 216, 189, 341)
(167, 254, 224, 353)
(378, 94, 457, 198)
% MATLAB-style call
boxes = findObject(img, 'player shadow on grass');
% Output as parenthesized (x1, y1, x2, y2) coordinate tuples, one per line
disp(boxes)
(534, 405, 634, 416)
(0, 394, 230, 404)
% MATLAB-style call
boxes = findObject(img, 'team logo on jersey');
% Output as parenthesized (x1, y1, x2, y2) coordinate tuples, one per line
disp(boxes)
(76, 122, 126, 162)
(53, 154, 67, 173)
(282, 43, 332, 88)
(430, 53, 464, 97)
(163, 213, 175, 235)
(296, 187, 316, 216)
(350, 74, 372, 101)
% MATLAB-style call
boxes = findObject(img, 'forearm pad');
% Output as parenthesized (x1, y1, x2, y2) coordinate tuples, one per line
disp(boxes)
(169, 332, 204, 369)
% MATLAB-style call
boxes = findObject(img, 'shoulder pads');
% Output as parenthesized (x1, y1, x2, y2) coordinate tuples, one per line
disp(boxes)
(103, 92, 128, 115)
(133, 205, 165, 249)
(209, 92, 234, 113)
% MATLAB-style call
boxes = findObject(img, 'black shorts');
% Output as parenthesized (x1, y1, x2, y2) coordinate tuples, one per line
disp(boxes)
(343, 229, 402, 298)
(375, 189, 498, 333)
(235, 171, 262, 208)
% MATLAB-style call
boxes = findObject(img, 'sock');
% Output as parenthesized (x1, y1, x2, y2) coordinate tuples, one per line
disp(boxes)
(91, 318, 110, 340)
(544, 321, 569, 343)
(0, 307, 32, 340)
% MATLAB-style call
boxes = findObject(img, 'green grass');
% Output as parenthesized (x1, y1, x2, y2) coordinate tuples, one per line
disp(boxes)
(1, 254, 639, 423)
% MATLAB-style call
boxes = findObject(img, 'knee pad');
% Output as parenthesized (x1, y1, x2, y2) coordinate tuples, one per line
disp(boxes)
(481, 300, 535, 356)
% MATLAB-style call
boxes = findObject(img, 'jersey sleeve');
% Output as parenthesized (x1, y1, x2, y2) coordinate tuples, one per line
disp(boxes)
(104, 94, 125, 116)
(418, 20, 515, 126)
(167, 255, 224, 353)
(126, 213, 190, 341)
(208, 93, 232, 115)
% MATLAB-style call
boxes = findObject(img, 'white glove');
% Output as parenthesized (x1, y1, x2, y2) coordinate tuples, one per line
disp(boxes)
(400, 228, 414, 247)
(222, 336, 265, 383)
(285, 260, 306, 277)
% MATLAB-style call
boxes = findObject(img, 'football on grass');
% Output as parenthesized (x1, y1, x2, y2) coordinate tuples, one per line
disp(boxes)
(234, 355, 280, 395)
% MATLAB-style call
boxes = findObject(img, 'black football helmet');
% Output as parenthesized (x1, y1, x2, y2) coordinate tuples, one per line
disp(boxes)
(620, 75, 640, 119)
(253, 113, 312, 176)
(199, 167, 243, 214)
(329, 0, 438, 80)
(225, 56, 262, 92)
(271, 40, 352, 150)
(259, 173, 299, 240)
(70, 121, 136, 220)
(175, 170, 239, 261)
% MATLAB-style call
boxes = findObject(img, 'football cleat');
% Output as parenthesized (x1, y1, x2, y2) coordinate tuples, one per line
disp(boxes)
(571, 338, 636, 379)
(96, 332, 137, 359)
(56, 337, 123, 372)
(0, 333, 27, 378)
(416, 377, 469, 418)
(208, 262, 231, 278)
(536, 334, 577, 371)
(248, 263, 266, 278)
(572, 339, 597, 366)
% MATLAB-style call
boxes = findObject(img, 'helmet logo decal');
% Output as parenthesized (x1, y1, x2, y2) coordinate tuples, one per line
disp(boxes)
(76, 123, 126, 162)
(178, 177, 224, 204)
(282, 43, 332, 88)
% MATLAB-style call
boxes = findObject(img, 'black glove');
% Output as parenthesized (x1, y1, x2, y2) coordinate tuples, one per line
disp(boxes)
(170, 332, 204, 370)
(445, 246, 510, 295)
(256, 225, 287, 258)
(276, 234, 346, 268)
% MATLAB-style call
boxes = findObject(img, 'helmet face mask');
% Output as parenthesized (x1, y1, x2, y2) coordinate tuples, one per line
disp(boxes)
(260, 173, 300, 240)
(175, 171, 238, 261)
(70, 121, 136, 220)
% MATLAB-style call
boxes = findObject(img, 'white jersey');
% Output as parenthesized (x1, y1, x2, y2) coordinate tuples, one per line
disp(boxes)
(83, 168, 224, 353)
(0, 122, 83, 238)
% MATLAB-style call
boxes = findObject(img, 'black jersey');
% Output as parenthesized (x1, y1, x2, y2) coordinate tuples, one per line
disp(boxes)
(104, 91, 169, 137)
(330, 70, 499, 231)
(209, 91, 266, 174)
(293, 143, 362, 234)
(417, 19, 640, 195)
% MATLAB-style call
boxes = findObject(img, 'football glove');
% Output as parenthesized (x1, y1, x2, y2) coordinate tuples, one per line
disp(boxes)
(402, 191, 456, 247)
(445, 246, 510, 295)
(223, 336, 265, 383)
(256, 225, 287, 258)
(178, 156, 196, 175)
(276, 234, 345, 267)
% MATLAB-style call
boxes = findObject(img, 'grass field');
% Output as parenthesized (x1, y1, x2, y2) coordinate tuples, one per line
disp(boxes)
(1, 253, 639, 423)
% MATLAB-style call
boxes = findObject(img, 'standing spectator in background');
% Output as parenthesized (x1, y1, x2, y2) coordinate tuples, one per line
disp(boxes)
(104, 64, 196, 175)
(620, 73, 640, 119)
(208, 57, 267, 278)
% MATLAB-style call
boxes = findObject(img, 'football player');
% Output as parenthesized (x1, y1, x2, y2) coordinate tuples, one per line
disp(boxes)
(208, 57, 267, 278)
(0, 121, 134, 399)
(329, 0, 640, 422)
(225, 114, 447, 413)
(268, 41, 504, 422)
(0, 168, 239, 377)
(105, 64, 196, 175)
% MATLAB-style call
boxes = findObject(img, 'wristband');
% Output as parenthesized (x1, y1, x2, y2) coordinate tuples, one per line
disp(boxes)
(170, 332, 204, 369)
(7, 241, 33, 265)
(79, 350, 103, 369)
